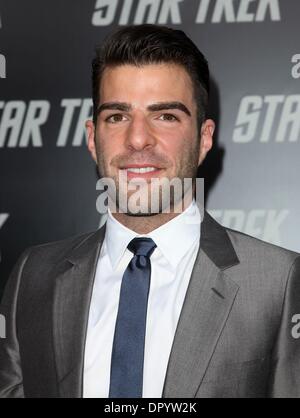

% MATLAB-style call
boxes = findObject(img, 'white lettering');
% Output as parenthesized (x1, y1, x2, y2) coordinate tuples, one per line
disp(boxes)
(72, 99, 93, 146)
(120, 0, 134, 25)
(233, 96, 262, 143)
(0, 53, 6, 78)
(237, 0, 256, 22)
(196, 0, 281, 23)
(291, 314, 300, 339)
(209, 209, 289, 245)
(256, 0, 280, 22)
(291, 54, 300, 79)
(158, 0, 183, 24)
(196, 0, 210, 23)
(212, 0, 235, 23)
(0, 214, 9, 230)
(260, 96, 285, 142)
(233, 95, 300, 143)
(19, 101, 50, 147)
(0, 314, 6, 339)
(57, 99, 82, 147)
(0, 101, 26, 147)
(92, 0, 118, 26)
(134, 0, 161, 24)
(275, 95, 300, 142)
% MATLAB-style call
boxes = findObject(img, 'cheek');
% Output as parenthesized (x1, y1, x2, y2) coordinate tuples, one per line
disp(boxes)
(160, 129, 193, 160)
(96, 129, 119, 158)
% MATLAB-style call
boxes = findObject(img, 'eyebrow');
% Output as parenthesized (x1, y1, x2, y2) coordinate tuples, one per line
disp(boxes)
(97, 101, 192, 117)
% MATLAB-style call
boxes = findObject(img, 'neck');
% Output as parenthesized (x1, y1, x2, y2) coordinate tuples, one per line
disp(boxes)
(111, 196, 193, 234)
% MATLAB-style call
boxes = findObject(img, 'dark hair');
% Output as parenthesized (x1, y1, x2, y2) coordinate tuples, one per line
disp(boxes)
(92, 24, 210, 129)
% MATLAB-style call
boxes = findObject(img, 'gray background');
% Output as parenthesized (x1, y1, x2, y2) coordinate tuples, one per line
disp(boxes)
(0, 0, 299, 298)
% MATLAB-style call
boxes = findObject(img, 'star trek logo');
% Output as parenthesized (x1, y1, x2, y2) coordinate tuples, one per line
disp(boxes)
(233, 95, 300, 143)
(209, 209, 289, 246)
(0, 99, 92, 148)
(91, 0, 281, 26)
(196, 0, 280, 23)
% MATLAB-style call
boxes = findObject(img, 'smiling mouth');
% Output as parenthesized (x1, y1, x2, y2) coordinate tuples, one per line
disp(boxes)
(123, 167, 159, 173)
(119, 164, 163, 177)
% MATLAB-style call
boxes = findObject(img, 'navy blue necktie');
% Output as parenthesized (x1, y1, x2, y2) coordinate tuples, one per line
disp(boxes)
(109, 237, 157, 398)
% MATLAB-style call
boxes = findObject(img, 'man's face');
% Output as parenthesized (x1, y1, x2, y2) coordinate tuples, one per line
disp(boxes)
(86, 63, 214, 214)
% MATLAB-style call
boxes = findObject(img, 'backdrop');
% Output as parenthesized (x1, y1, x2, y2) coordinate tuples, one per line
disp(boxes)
(1, 0, 299, 298)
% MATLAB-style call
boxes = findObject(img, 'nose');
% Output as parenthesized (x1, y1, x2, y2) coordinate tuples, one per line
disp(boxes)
(124, 113, 157, 151)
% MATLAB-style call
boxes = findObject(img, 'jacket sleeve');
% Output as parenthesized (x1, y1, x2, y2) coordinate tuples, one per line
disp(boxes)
(0, 248, 31, 398)
(268, 255, 300, 398)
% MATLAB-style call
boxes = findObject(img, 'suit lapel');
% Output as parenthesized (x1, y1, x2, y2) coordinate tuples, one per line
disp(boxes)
(53, 225, 106, 398)
(162, 210, 240, 397)
(52, 208, 240, 398)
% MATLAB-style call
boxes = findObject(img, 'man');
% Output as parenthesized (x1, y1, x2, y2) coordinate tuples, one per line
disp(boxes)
(1, 24, 300, 398)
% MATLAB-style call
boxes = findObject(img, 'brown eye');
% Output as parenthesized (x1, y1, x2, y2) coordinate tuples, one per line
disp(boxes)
(159, 114, 178, 122)
(106, 114, 126, 123)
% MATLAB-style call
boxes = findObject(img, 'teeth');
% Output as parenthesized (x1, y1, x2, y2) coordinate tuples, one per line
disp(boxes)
(125, 167, 158, 173)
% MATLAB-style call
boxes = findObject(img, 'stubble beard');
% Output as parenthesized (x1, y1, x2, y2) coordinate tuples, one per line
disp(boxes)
(96, 144, 199, 217)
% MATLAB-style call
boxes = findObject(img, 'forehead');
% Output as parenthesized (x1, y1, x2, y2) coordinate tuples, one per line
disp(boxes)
(99, 63, 195, 106)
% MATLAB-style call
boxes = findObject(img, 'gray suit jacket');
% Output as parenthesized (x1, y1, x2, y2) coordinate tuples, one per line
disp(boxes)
(1, 210, 300, 398)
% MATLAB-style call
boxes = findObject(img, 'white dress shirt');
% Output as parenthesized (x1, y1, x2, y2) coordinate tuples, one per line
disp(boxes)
(83, 199, 201, 398)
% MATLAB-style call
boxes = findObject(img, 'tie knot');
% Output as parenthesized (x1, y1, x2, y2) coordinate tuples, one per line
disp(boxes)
(127, 237, 157, 258)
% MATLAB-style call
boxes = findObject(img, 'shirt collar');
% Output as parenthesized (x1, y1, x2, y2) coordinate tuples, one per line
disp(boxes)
(105, 199, 201, 270)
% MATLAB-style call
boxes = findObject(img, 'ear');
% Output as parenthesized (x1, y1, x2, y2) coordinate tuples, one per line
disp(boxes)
(198, 119, 215, 166)
(86, 120, 98, 163)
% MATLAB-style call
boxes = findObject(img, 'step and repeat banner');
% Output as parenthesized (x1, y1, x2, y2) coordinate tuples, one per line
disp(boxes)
(0, 0, 299, 297)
